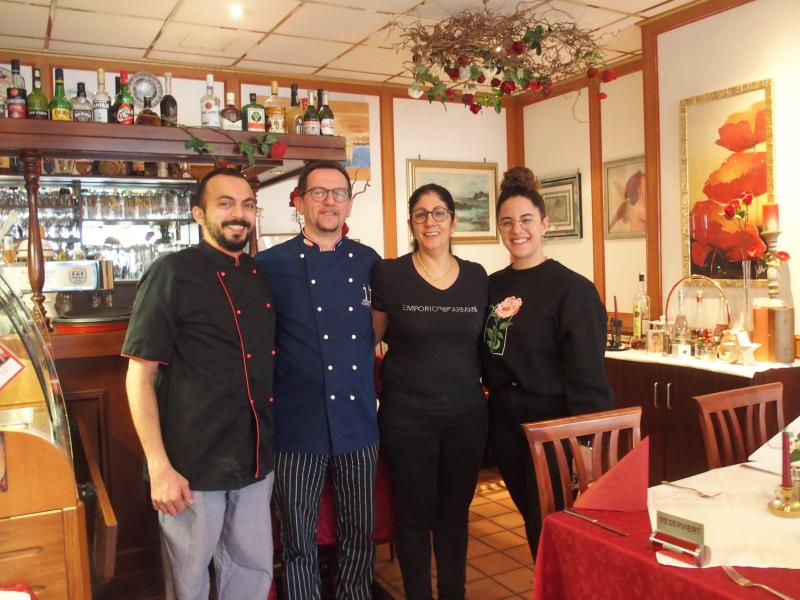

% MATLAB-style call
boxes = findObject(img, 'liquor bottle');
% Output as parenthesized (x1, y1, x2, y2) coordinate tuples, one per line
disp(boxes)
(318, 89, 334, 135)
(135, 95, 161, 126)
(113, 70, 135, 125)
(110, 76, 121, 123)
(27, 68, 49, 120)
(631, 272, 650, 346)
(70, 82, 93, 122)
(316, 88, 324, 114)
(242, 92, 266, 132)
(200, 74, 220, 128)
(49, 68, 73, 121)
(284, 84, 303, 135)
(0, 93, 6, 118)
(692, 290, 706, 340)
(265, 80, 285, 133)
(10, 60, 25, 89)
(220, 92, 242, 131)
(6, 60, 26, 119)
(302, 90, 320, 135)
(92, 68, 110, 123)
(673, 288, 689, 344)
(160, 72, 177, 127)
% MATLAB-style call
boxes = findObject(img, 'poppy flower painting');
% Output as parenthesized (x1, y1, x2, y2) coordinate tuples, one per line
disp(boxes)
(680, 80, 774, 284)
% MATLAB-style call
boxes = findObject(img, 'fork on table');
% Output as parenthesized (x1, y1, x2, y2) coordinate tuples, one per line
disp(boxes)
(722, 565, 796, 600)
(659, 480, 722, 498)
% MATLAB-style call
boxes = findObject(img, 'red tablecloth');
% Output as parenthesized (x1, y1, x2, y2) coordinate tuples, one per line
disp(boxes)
(533, 510, 800, 599)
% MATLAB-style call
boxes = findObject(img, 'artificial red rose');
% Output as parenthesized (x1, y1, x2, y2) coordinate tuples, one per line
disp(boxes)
(703, 151, 767, 202)
(445, 88, 457, 98)
(270, 141, 288, 160)
(490, 78, 502, 89)
(600, 69, 618, 83)
(458, 55, 469, 66)
(541, 84, 552, 97)
(527, 81, 542, 92)
(776, 250, 790, 261)
(476, 73, 486, 84)
(511, 41, 526, 55)
(723, 200, 739, 218)
(462, 93, 475, 105)
(586, 67, 598, 78)
(716, 101, 767, 152)
(289, 186, 300, 207)
(499, 80, 516, 95)
(469, 103, 482, 114)
(448, 67, 460, 81)
(342, 222, 349, 237)
(740, 191, 754, 205)
(596, 92, 608, 100)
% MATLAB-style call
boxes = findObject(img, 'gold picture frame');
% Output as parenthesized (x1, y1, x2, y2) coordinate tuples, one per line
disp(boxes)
(680, 79, 774, 286)
(406, 159, 498, 243)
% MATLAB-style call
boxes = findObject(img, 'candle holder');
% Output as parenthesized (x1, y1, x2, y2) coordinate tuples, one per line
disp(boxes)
(767, 485, 800, 518)
(761, 229, 781, 300)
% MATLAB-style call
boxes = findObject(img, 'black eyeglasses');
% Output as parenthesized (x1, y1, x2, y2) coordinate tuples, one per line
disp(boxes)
(304, 187, 351, 203)
(498, 215, 537, 231)
(411, 207, 454, 224)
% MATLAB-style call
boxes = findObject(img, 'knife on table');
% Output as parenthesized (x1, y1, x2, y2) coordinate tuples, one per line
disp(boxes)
(563, 508, 629, 537)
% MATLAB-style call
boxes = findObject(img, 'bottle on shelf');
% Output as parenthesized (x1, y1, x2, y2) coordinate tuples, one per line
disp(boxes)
(10, 59, 25, 89)
(49, 68, 73, 121)
(285, 84, 302, 135)
(26, 68, 49, 120)
(135, 95, 161, 126)
(318, 90, 335, 135)
(92, 68, 110, 123)
(110, 76, 121, 123)
(220, 92, 242, 131)
(302, 90, 320, 135)
(631, 272, 650, 349)
(316, 88, 324, 114)
(265, 80, 285, 133)
(160, 72, 177, 127)
(200, 74, 220, 128)
(70, 82, 93, 123)
(0, 93, 6, 118)
(6, 59, 26, 119)
(242, 92, 266, 132)
(113, 70, 135, 125)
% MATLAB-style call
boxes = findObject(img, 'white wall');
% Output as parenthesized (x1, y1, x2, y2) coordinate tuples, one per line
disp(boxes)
(522, 91, 594, 281)
(601, 71, 647, 315)
(658, 0, 800, 332)
(392, 97, 510, 274)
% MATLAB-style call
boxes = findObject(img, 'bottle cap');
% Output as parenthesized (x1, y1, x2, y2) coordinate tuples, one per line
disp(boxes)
(206, 74, 214, 85)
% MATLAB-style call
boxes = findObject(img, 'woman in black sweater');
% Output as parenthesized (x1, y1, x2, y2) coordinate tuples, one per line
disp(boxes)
(372, 183, 488, 600)
(482, 167, 613, 560)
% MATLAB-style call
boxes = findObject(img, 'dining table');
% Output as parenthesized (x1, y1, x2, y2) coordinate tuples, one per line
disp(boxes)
(532, 463, 800, 599)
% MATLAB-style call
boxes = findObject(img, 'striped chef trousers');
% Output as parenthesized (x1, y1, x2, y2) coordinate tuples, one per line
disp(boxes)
(274, 442, 379, 600)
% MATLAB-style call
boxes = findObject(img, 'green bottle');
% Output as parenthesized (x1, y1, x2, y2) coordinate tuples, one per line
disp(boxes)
(49, 68, 73, 121)
(113, 70, 135, 125)
(27, 68, 49, 120)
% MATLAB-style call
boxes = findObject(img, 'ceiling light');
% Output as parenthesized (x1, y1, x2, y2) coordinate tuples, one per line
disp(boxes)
(229, 4, 243, 18)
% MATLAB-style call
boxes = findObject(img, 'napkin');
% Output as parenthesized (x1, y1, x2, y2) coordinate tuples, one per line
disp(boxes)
(573, 436, 649, 512)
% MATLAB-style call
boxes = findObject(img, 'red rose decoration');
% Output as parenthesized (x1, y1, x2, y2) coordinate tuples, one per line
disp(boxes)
(448, 67, 460, 81)
(342, 222, 349, 237)
(776, 251, 790, 261)
(511, 41, 526, 55)
(469, 103, 482, 115)
(457, 55, 469, 67)
(723, 200, 739, 219)
(600, 69, 618, 83)
(587, 67, 598, 78)
(476, 74, 486, 84)
(526, 81, 542, 93)
(499, 81, 516, 95)
(490, 77, 501, 88)
(596, 92, 608, 100)
(690, 198, 766, 265)
(462, 93, 475, 105)
(270, 141, 288, 160)
(740, 191, 754, 205)
(289, 186, 300, 208)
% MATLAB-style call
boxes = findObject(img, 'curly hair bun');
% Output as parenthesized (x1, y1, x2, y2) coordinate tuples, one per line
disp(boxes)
(500, 166, 538, 193)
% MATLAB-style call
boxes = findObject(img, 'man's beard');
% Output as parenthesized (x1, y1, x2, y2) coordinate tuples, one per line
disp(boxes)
(208, 219, 252, 252)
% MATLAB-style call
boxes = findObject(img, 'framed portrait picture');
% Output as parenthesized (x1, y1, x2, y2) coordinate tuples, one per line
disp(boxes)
(680, 79, 773, 285)
(540, 173, 582, 239)
(604, 156, 645, 239)
(406, 159, 498, 243)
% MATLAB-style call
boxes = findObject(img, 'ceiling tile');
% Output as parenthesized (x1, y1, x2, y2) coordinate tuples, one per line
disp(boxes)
(148, 50, 237, 66)
(576, 0, 654, 14)
(154, 22, 264, 57)
(1, 1, 50, 38)
(640, 0, 697, 17)
(312, 0, 421, 11)
(52, 9, 162, 47)
(0, 35, 44, 50)
(48, 40, 148, 59)
(173, 0, 300, 32)
(329, 45, 409, 74)
(364, 15, 438, 48)
(56, 0, 179, 20)
(245, 34, 351, 65)
(276, 4, 394, 43)
(596, 19, 642, 53)
(237, 59, 318, 75)
(315, 68, 391, 82)
(412, 0, 524, 19)
(536, 2, 623, 31)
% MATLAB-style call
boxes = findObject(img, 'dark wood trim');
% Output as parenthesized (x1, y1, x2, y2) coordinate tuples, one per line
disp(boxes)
(640, 0, 754, 318)
(379, 92, 398, 258)
(51, 330, 127, 360)
(588, 78, 606, 301)
(505, 97, 525, 168)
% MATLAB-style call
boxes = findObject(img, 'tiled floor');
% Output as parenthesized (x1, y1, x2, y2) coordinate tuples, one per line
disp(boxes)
(374, 468, 534, 599)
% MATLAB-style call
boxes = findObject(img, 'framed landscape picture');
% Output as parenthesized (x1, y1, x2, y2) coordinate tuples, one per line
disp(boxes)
(406, 159, 498, 243)
(540, 173, 582, 239)
(604, 156, 645, 239)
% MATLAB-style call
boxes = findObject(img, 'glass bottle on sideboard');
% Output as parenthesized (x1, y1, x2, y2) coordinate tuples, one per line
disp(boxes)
(631, 272, 650, 349)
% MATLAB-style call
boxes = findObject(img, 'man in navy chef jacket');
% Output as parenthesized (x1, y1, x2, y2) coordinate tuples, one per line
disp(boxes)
(123, 168, 276, 600)
(257, 160, 380, 600)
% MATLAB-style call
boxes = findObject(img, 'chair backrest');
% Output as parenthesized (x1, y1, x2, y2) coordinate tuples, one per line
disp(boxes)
(693, 382, 784, 469)
(521, 407, 642, 519)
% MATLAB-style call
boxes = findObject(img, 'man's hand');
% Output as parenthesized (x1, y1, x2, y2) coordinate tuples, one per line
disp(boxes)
(149, 461, 193, 516)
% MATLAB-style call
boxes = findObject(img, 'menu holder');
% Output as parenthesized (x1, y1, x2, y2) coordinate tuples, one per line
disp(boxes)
(650, 511, 711, 567)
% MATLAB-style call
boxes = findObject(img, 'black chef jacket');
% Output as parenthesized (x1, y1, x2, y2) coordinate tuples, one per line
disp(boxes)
(122, 240, 276, 491)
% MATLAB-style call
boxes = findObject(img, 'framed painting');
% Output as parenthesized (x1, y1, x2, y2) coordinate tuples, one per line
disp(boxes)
(540, 173, 582, 239)
(406, 159, 498, 243)
(680, 80, 773, 286)
(604, 156, 645, 239)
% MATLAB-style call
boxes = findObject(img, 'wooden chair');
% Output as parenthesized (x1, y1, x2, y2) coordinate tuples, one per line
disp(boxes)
(693, 382, 784, 469)
(522, 407, 642, 519)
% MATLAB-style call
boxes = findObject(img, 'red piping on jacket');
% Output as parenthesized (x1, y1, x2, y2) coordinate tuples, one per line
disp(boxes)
(216, 270, 261, 479)
(122, 353, 170, 366)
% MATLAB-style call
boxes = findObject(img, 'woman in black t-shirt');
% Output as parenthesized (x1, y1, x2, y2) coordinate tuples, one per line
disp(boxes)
(481, 167, 613, 560)
(372, 183, 488, 600)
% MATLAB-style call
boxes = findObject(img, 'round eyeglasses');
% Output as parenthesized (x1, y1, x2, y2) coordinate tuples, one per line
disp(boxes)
(411, 207, 454, 224)
(498, 215, 537, 232)
(304, 187, 351, 203)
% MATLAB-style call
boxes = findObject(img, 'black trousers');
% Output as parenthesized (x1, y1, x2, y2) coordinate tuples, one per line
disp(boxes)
(379, 386, 488, 600)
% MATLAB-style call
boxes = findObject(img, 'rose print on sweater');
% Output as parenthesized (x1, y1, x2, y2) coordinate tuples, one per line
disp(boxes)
(485, 296, 522, 355)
